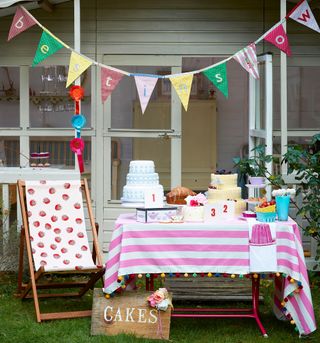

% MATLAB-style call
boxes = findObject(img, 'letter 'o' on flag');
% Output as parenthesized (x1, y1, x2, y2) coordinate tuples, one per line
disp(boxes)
(264, 24, 291, 56)
(32, 31, 64, 66)
(8, 6, 37, 41)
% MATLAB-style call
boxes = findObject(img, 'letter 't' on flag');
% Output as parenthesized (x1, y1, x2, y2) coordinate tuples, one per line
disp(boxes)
(264, 24, 291, 56)
(134, 76, 158, 114)
(101, 67, 124, 103)
(287, 0, 320, 33)
(203, 62, 228, 98)
(66, 52, 92, 87)
(169, 74, 193, 111)
(8, 6, 37, 41)
(32, 31, 64, 66)
(233, 43, 259, 79)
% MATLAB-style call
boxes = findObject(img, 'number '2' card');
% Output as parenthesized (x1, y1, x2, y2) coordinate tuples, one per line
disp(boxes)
(204, 201, 235, 221)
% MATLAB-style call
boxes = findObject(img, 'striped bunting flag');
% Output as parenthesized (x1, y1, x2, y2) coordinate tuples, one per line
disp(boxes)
(233, 43, 259, 79)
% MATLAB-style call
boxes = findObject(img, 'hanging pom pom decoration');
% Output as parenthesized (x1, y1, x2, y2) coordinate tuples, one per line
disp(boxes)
(70, 138, 85, 173)
(69, 85, 85, 114)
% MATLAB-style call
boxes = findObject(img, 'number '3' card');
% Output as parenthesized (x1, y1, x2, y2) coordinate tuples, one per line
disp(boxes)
(204, 201, 235, 222)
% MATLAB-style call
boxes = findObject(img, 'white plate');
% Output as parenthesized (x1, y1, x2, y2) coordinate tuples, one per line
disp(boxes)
(121, 202, 144, 208)
(244, 199, 261, 205)
(245, 184, 267, 189)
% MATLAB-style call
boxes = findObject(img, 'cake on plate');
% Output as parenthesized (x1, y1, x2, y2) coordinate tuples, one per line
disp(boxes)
(182, 193, 207, 222)
(207, 173, 246, 216)
(121, 160, 164, 203)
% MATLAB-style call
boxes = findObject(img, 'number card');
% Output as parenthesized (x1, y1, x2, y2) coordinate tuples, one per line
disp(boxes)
(204, 201, 235, 222)
(144, 188, 164, 208)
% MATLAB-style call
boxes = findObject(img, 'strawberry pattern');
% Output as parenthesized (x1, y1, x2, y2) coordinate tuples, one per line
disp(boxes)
(25, 180, 96, 272)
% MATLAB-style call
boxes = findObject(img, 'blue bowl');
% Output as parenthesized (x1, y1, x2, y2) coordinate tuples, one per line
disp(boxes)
(256, 212, 276, 223)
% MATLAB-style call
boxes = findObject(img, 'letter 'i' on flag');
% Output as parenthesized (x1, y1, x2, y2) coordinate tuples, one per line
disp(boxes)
(287, 0, 320, 33)
(169, 74, 193, 111)
(8, 6, 37, 41)
(66, 52, 92, 87)
(101, 67, 124, 103)
(203, 62, 228, 98)
(134, 76, 158, 114)
(32, 31, 64, 66)
(264, 24, 291, 56)
(233, 43, 259, 79)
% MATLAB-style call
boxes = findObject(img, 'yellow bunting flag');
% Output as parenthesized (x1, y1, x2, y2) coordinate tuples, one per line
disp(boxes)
(169, 74, 193, 111)
(66, 51, 92, 87)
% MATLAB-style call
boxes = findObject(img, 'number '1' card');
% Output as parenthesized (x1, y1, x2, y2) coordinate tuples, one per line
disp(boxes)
(144, 188, 164, 208)
(204, 201, 235, 222)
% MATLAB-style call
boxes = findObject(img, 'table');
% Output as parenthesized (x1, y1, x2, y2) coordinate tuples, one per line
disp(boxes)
(103, 214, 316, 336)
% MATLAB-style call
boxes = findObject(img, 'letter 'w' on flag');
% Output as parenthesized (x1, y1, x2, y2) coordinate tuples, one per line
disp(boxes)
(8, 6, 37, 41)
(66, 51, 92, 87)
(264, 24, 291, 56)
(32, 31, 64, 66)
(101, 67, 124, 103)
(169, 74, 193, 111)
(233, 43, 259, 79)
(287, 0, 320, 33)
(203, 62, 228, 98)
(134, 76, 158, 114)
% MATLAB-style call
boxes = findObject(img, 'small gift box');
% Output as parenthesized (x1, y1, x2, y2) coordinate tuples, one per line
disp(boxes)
(136, 206, 177, 223)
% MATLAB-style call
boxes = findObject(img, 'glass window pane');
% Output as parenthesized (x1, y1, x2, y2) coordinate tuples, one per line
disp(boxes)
(110, 137, 170, 200)
(111, 66, 171, 129)
(0, 137, 19, 167)
(0, 67, 19, 127)
(29, 137, 91, 175)
(29, 66, 91, 128)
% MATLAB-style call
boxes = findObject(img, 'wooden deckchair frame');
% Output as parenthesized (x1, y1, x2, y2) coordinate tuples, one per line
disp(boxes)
(16, 178, 105, 322)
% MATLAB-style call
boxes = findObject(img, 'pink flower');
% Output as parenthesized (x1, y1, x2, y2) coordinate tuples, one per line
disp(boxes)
(147, 289, 165, 307)
(190, 199, 199, 207)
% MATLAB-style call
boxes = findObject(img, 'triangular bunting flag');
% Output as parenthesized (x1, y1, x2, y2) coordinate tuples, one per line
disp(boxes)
(287, 0, 320, 33)
(101, 67, 124, 103)
(169, 74, 193, 111)
(134, 76, 158, 114)
(66, 52, 92, 87)
(8, 6, 37, 41)
(32, 31, 64, 66)
(203, 62, 228, 98)
(233, 43, 259, 79)
(264, 24, 291, 56)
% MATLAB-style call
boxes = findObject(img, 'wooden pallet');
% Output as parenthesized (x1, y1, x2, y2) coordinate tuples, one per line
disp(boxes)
(164, 277, 264, 302)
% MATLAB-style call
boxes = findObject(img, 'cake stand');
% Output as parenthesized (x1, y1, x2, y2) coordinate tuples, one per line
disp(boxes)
(245, 183, 267, 211)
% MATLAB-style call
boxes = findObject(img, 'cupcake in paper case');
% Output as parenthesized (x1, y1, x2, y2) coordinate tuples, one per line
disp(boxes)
(250, 223, 275, 246)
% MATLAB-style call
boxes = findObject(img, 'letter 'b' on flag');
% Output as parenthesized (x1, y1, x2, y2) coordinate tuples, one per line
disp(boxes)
(32, 31, 64, 66)
(8, 6, 37, 41)
(203, 62, 228, 98)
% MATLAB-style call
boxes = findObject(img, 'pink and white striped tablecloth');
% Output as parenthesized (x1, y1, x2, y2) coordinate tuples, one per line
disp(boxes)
(103, 213, 316, 335)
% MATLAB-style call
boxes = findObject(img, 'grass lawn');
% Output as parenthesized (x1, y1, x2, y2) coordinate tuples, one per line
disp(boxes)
(0, 272, 319, 343)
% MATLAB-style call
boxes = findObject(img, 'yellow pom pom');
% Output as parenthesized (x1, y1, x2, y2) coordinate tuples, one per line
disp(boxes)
(231, 274, 236, 279)
(117, 276, 123, 281)
(253, 273, 259, 279)
(105, 294, 110, 299)
(121, 284, 126, 289)
(138, 274, 143, 279)
(290, 320, 295, 325)
(276, 272, 281, 277)
(281, 301, 286, 307)
(207, 272, 212, 278)
(290, 278, 295, 283)
(184, 273, 189, 277)
(160, 273, 166, 278)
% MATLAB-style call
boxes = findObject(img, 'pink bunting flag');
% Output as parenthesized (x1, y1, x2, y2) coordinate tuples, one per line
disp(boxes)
(287, 0, 320, 33)
(233, 43, 259, 79)
(101, 67, 124, 103)
(8, 6, 37, 41)
(134, 76, 158, 114)
(264, 24, 291, 56)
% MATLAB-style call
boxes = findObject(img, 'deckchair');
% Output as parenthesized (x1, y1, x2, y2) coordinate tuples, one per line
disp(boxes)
(16, 178, 105, 322)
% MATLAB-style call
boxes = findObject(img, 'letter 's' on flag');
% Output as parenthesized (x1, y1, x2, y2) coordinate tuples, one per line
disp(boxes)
(287, 0, 320, 33)
(8, 6, 37, 41)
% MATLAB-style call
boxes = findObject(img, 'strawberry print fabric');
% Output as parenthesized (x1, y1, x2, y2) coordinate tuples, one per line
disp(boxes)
(25, 180, 96, 272)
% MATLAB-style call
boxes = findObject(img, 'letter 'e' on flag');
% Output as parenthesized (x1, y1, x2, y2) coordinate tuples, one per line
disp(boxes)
(287, 0, 320, 33)
(169, 74, 193, 111)
(203, 62, 228, 98)
(264, 24, 291, 56)
(8, 6, 37, 41)
(101, 67, 124, 103)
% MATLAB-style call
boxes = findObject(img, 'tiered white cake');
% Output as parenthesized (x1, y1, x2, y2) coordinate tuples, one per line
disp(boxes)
(121, 160, 164, 203)
(207, 173, 246, 216)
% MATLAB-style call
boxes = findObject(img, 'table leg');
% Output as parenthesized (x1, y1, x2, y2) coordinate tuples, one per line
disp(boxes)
(252, 276, 268, 337)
